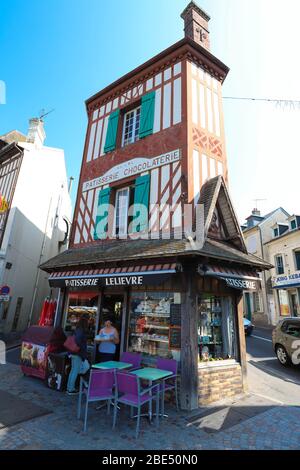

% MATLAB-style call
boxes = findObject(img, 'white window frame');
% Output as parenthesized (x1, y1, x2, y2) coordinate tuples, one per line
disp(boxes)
(113, 187, 130, 237)
(290, 219, 297, 231)
(294, 249, 300, 271)
(122, 106, 141, 147)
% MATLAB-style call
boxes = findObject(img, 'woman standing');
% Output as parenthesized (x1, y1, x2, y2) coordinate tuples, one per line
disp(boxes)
(66, 316, 88, 395)
(96, 317, 119, 362)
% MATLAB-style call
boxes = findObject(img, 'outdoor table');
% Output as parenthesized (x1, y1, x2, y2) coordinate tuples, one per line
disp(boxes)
(130, 367, 173, 422)
(92, 361, 133, 370)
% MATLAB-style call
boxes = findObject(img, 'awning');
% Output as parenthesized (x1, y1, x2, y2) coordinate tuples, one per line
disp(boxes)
(48, 263, 178, 289)
(198, 264, 261, 290)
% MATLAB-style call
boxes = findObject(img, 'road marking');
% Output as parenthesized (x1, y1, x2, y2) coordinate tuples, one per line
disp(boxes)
(251, 335, 272, 343)
(249, 391, 284, 405)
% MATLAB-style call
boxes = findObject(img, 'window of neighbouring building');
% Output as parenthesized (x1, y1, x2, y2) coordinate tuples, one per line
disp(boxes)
(247, 235, 257, 254)
(198, 295, 237, 362)
(127, 291, 181, 363)
(122, 106, 141, 147)
(275, 255, 284, 275)
(273, 228, 279, 238)
(295, 251, 300, 271)
(278, 289, 290, 316)
(253, 292, 262, 312)
(290, 219, 297, 231)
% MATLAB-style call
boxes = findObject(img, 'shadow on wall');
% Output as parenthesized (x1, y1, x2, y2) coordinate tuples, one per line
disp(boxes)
(0, 207, 68, 340)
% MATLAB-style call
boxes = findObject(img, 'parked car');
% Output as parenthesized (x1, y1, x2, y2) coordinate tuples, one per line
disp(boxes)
(244, 318, 254, 336)
(272, 318, 300, 366)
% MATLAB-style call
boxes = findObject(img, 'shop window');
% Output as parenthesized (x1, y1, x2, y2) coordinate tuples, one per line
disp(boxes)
(12, 297, 23, 331)
(275, 255, 284, 275)
(127, 292, 181, 363)
(198, 295, 237, 362)
(64, 292, 98, 346)
(295, 251, 300, 271)
(278, 289, 290, 316)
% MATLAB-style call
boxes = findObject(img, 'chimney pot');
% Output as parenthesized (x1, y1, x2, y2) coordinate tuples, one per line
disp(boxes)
(27, 118, 46, 147)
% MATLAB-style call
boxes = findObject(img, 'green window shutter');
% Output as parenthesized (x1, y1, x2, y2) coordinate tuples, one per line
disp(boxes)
(132, 174, 150, 233)
(139, 91, 155, 139)
(94, 187, 111, 240)
(104, 110, 120, 153)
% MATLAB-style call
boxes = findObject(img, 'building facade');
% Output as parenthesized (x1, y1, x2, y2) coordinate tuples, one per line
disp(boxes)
(242, 207, 290, 325)
(41, 2, 269, 409)
(266, 215, 300, 322)
(0, 119, 72, 339)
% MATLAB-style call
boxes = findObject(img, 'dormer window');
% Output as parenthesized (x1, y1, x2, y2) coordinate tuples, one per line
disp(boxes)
(273, 228, 279, 238)
(122, 106, 141, 147)
(290, 219, 297, 231)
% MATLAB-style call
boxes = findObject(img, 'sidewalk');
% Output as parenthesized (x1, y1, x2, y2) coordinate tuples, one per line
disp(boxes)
(0, 361, 300, 450)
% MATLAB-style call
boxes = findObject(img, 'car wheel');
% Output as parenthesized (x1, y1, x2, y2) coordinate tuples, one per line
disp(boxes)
(276, 345, 291, 366)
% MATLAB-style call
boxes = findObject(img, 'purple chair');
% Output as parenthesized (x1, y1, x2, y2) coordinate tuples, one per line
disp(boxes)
(113, 371, 159, 438)
(120, 352, 142, 371)
(77, 369, 116, 432)
(156, 358, 179, 415)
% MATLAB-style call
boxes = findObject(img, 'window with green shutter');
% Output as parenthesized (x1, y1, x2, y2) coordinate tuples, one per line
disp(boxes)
(131, 174, 150, 233)
(94, 188, 111, 240)
(104, 110, 120, 153)
(139, 91, 156, 139)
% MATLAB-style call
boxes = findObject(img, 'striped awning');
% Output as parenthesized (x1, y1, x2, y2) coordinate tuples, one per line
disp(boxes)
(198, 264, 261, 290)
(48, 263, 178, 289)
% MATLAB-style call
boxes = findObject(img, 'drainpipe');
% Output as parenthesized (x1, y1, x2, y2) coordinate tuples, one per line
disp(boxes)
(27, 197, 53, 327)
(258, 225, 270, 325)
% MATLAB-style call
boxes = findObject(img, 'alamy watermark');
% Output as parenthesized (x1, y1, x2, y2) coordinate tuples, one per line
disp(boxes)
(0, 340, 6, 364)
(94, 203, 205, 247)
(0, 80, 6, 104)
(291, 340, 300, 365)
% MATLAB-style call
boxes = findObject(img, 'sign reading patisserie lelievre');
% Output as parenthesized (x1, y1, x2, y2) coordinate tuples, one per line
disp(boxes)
(82, 149, 181, 192)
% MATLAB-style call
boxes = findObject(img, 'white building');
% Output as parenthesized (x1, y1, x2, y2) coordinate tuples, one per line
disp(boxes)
(0, 118, 72, 339)
(242, 207, 290, 325)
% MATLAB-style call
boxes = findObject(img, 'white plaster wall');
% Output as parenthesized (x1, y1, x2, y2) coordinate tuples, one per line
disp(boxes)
(0, 141, 72, 333)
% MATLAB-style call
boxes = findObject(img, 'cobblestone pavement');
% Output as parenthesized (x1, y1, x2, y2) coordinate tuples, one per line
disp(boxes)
(1, 362, 300, 450)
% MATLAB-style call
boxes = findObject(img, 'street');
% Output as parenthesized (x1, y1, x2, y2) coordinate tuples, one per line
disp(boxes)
(246, 327, 300, 406)
(1, 329, 300, 450)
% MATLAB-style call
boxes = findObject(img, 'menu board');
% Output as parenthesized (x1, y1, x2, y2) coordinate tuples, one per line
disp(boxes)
(169, 327, 181, 350)
(170, 304, 181, 327)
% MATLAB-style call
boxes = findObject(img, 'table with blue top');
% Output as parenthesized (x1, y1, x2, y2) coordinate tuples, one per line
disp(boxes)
(131, 367, 173, 421)
(92, 361, 133, 370)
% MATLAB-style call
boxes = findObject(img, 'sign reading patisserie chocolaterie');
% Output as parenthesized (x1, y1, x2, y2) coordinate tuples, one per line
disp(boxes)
(82, 149, 181, 192)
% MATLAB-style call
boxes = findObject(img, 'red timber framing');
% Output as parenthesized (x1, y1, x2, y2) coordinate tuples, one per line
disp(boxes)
(70, 37, 229, 249)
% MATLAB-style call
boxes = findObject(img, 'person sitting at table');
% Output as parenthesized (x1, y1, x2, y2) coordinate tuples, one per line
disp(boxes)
(95, 317, 119, 362)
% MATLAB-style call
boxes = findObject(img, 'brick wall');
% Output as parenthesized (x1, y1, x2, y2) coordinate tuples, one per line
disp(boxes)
(198, 363, 243, 405)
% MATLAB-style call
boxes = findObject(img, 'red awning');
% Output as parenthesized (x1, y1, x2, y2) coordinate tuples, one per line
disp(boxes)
(198, 264, 261, 290)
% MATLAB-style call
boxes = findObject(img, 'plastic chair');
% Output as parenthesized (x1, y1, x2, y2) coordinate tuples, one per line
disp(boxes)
(156, 358, 179, 415)
(120, 352, 142, 371)
(113, 371, 159, 439)
(77, 369, 116, 432)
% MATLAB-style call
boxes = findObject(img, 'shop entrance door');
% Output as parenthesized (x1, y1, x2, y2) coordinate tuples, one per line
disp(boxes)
(98, 293, 125, 360)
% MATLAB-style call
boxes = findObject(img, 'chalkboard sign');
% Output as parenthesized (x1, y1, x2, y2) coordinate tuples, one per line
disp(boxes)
(170, 304, 181, 327)
(169, 327, 181, 350)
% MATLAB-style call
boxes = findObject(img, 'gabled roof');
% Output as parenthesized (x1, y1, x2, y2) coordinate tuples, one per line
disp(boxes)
(199, 176, 247, 253)
(41, 175, 271, 273)
(0, 130, 27, 144)
(242, 207, 290, 233)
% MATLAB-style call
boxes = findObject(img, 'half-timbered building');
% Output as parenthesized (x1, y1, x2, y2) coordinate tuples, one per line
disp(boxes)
(41, 2, 270, 409)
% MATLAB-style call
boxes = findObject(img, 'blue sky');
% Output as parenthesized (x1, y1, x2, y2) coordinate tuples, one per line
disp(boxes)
(1, 0, 300, 221)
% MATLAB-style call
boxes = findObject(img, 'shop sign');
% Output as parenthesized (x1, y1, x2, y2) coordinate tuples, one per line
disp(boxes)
(50, 272, 173, 289)
(222, 277, 258, 290)
(82, 149, 181, 192)
(273, 272, 300, 289)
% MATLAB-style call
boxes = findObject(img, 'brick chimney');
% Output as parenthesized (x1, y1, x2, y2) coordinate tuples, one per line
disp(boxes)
(181, 1, 210, 51)
(27, 118, 46, 147)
